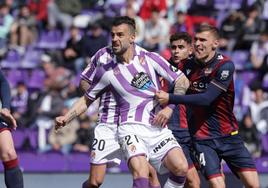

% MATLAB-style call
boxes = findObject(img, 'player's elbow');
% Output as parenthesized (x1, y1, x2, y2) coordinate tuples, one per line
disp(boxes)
(79, 79, 91, 93)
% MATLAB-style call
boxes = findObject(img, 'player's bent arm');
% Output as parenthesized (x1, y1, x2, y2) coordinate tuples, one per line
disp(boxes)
(174, 74, 190, 95)
(169, 83, 222, 106)
(79, 79, 91, 93)
(64, 95, 93, 123)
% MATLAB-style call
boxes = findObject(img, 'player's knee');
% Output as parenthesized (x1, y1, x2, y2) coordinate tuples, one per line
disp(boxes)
(186, 179, 200, 188)
(0, 148, 17, 161)
(89, 178, 103, 188)
(172, 161, 188, 176)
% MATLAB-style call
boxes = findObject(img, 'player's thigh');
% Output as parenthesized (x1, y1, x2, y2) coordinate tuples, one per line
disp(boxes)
(237, 170, 259, 188)
(220, 135, 256, 177)
(162, 147, 188, 175)
(193, 141, 222, 180)
(91, 124, 121, 164)
(149, 128, 182, 174)
(0, 129, 17, 161)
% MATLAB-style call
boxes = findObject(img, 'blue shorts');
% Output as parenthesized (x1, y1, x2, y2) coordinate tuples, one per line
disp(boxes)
(193, 134, 256, 180)
(172, 132, 196, 169)
(0, 120, 11, 133)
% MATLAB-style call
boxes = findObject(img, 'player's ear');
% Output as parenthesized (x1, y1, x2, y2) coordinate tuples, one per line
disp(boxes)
(212, 39, 219, 51)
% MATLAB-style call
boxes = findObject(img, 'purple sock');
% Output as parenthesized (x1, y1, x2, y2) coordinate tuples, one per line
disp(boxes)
(133, 177, 149, 188)
(169, 173, 186, 185)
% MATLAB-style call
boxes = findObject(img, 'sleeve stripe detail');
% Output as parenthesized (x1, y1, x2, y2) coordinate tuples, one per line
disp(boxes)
(211, 80, 227, 92)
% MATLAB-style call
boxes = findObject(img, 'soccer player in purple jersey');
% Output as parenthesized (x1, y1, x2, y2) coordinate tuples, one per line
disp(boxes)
(156, 32, 200, 188)
(0, 70, 24, 188)
(79, 63, 160, 188)
(55, 16, 189, 188)
(156, 24, 260, 188)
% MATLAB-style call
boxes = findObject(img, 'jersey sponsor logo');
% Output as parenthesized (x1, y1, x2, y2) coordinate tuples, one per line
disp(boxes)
(169, 64, 178, 72)
(131, 72, 152, 90)
(192, 81, 208, 91)
(220, 70, 229, 80)
(204, 68, 212, 76)
(153, 137, 177, 153)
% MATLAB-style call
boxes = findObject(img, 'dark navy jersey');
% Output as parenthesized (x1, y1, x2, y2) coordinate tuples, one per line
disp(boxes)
(181, 53, 238, 140)
(161, 59, 189, 138)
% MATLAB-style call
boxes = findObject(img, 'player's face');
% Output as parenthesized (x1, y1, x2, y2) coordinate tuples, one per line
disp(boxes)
(194, 31, 219, 62)
(170, 39, 192, 64)
(111, 24, 135, 55)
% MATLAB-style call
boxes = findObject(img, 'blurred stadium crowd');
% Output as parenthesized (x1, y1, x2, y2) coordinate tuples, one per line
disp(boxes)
(0, 0, 268, 159)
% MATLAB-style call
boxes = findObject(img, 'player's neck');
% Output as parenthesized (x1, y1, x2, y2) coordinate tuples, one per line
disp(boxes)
(200, 51, 217, 64)
(117, 45, 135, 64)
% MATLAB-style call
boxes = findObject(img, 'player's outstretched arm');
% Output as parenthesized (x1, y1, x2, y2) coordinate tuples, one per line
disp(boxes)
(55, 95, 92, 130)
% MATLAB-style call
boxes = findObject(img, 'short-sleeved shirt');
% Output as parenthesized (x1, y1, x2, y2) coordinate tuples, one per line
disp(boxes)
(86, 44, 184, 127)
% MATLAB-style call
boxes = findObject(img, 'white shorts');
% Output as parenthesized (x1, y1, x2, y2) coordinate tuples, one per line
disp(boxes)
(118, 123, 181, 174)
(90, 123, 123, 167)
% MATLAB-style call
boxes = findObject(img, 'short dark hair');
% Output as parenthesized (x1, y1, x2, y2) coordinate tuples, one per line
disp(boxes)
(170, 32, 192, 45)
(112, 16, 136, 34)
(196, 24, 220, 39)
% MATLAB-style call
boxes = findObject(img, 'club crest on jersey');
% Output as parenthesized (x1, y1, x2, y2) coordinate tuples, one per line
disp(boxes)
(138, 56, 146, 65)
(204, 68, 212, 76)
(131, 72, 152, 90)
(169, 65, 178, 72)
(217, 54, 224, 60)
(220, 70, 229, 80)
(91, 151, 96, 159)
(128, 145, 136, 153)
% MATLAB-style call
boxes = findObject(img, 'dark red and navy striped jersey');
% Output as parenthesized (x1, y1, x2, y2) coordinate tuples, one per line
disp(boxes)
(161, 59, 189, 138)
(181, 53, 239, 140)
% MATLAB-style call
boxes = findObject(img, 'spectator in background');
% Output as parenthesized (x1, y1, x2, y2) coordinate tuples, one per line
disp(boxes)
(10, 4, 37, 52)
(250, 31, 268, 80)
(239, 113, 262, 157)
(35, 85, 64, 152)
(80, 21, 108, 59)
(10, 81, 29, 128)
(170, 11, 194, 36)
(28, 0, 50, 30)
(143, 8, 169, 52)
(40, 106, 79, 155)
(41, 54, 72, 90)
(124, 3, 144, 45)
(235, 5, 266, 50)
(248, 81, 268, 134)
(0, 3, 13, 57)
(219, 10, 244, 51)
(47, 0, 81, 30)
(139, 0, 167, 20)
(187, 0, 215, 17)
(73, 116, 95, 153)
(63, 25, 84, 74)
